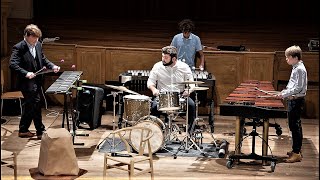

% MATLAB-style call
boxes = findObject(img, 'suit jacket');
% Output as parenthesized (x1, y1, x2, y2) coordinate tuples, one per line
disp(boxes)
(9, 40, 55, 92)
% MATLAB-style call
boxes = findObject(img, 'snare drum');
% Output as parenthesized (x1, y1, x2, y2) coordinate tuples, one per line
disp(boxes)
(158, 91, 180, 111)
(130, 115, 165, 154)
(123, 95, 151, 123)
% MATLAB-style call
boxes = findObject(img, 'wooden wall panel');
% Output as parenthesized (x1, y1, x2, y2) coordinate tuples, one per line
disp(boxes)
(42, 43, 76, 71)
(242, 53, 274, 81)
(274, 52, 319, 83)
(76, 46, 106, 84)
(205, 52, 242, 107)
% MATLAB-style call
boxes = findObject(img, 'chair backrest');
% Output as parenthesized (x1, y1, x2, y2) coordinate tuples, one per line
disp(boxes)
(111, 126, 153, 155)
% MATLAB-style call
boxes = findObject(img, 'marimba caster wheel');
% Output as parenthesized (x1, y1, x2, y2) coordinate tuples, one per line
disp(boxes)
(226, 159, 234, 169)
(270, 161, 276, 172)
(173, 154, 177, 159)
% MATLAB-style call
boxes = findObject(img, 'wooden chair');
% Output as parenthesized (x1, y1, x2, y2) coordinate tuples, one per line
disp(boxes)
(103, 126, 154, 180)
(1, 69, 24, 118)
(1, 125, 18, 180)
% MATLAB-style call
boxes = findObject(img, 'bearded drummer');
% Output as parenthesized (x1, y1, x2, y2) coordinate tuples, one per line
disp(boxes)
(147, 46, 196, 134)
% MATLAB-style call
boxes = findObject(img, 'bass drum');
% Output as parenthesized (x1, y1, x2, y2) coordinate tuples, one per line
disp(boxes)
(130, 115, 165, 154)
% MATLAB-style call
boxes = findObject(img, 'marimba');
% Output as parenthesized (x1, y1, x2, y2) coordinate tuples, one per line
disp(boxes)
(220, 80, 287, 171)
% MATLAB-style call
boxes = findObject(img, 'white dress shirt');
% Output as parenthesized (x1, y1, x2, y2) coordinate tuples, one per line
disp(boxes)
(281, 60, 308, 98)
(147, 60, 194, 93)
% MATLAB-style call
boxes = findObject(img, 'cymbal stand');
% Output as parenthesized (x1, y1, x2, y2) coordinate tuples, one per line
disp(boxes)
(175, 84, 206, 156)
(97, 91, 123, 154)
(193, 73, 218, 147)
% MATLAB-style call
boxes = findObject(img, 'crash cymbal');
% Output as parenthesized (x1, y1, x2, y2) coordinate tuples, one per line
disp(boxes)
(105, 84, 140, 95)
(191, 87, 209, 91)
(177, 81, 204, 85)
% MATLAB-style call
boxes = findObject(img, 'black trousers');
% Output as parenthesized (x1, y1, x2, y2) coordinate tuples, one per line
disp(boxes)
(20, 89, 45, 135)
(287, 98, 305, 154)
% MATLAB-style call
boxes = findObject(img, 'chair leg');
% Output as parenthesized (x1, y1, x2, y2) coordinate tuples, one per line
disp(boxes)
(149, 159, 154, 180)
(13, 152, 17, 180)
(103, 154, 107, 180)
(18, 98, 23, 116)
(1, 99, 3, 117)
(129, 161, 134, 180)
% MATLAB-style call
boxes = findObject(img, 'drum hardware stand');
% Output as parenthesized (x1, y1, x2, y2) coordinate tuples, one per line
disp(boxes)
(164, 112, 181, 143)
(97, 91, 123, 154)
(174, 83, 207, 157)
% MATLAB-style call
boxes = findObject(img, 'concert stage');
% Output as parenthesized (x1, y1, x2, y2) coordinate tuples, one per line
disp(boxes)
(1, 107, 319, 179)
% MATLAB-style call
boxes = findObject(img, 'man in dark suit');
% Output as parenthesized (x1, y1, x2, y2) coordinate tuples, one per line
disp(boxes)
(9, 24, 60, 139)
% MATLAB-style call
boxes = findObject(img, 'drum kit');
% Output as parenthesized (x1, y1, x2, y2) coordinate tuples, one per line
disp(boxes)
(98, 80, 213, 158)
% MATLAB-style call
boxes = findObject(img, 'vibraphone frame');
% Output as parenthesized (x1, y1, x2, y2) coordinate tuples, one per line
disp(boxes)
(46, 71, 87, 145)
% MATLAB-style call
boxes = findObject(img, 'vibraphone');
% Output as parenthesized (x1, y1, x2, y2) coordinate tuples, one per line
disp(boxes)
(220, 80, 287, 170)
(46, 71, 85, 145)
(119, 70, 216, 124)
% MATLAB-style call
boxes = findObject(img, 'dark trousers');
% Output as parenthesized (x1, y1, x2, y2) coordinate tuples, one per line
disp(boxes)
(150, 96, 195, 132)
(287, 98, 304, 154)
(20, 89, 45, 135)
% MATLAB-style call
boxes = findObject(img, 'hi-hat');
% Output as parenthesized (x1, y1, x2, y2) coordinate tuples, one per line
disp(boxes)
(105, 84, 140, 95)
(177, 81, 204, 85)
(191, 87, 209, 91)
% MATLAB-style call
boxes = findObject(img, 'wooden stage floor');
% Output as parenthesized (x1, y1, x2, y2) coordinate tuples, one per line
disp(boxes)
(1, 106, 319, 179)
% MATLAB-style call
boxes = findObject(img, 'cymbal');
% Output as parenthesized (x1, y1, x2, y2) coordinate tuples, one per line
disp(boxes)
(177, 81, 204, 85)
(105, 84, 140, 95)
(191, 87, 209, 91)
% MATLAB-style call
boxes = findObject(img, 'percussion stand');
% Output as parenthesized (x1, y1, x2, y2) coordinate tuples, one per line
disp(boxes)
(175, 83, 206, 156)
(164, 111, 181, 143)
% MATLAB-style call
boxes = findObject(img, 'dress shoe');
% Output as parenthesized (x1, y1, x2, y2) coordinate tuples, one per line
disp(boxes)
(18, 131, 35, 138)
(285, 152, 302, 163)
(287, 150, 303, 158)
